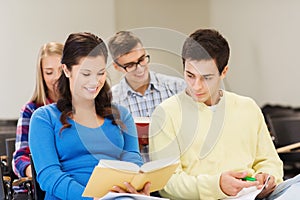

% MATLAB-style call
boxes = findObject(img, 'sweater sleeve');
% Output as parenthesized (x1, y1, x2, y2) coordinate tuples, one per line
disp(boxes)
(29, 107, 92, 200)
(251, 103, 284, 184)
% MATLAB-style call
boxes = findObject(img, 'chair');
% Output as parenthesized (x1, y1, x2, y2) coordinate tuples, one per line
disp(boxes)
(1, 155, 13, 200)
(4, 137, 33, 199)
(268, 115, 300, 148)
(0, 120, 17, 157)
(29, 155, 45, 200)
(262, 104, 299, 142)
(4, 138, 18, 181)
(267, 115, 300, 179)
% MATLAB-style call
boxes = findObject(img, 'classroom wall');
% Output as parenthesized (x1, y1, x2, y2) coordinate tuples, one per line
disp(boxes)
(0, 0, 115, 119)
(1, 0, 300, 119)
(109, 0, 210, 84)
(209, 0, 300, 107)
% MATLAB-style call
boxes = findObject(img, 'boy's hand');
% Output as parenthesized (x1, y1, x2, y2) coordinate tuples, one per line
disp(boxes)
(220, 171, 259, 196)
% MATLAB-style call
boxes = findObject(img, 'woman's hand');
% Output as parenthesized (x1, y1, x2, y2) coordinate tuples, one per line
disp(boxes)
(111, 181, 151, 196)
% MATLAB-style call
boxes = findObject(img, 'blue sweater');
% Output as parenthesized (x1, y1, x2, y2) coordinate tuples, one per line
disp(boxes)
(29, 103, 143, 200)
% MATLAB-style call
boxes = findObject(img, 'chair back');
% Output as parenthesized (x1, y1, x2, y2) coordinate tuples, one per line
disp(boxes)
(5, 138, 18, 180)
(0, 166, 6, 200)
(0, 120, 17, 157)
(268, 115, 300, 148)
(29, 154, 45, 200)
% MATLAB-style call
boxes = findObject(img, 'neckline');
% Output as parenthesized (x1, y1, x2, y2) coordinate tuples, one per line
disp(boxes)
(71, 117, 106, 129)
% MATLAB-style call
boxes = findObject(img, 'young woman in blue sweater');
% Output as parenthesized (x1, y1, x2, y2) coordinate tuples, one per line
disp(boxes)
(29, 32, 150, 200)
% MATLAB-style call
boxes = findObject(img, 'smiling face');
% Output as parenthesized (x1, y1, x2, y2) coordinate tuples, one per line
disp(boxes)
(42, 54, 62, 101)
(184, 59, 228, 106)
(114, 43, 150, 87)
(63, 55, 107, 103)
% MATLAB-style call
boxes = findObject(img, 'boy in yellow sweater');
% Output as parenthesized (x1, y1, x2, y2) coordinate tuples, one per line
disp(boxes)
(149, 29, 284, 199)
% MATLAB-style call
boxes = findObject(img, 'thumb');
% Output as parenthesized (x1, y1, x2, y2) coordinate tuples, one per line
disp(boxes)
(232, 171, 248, 179)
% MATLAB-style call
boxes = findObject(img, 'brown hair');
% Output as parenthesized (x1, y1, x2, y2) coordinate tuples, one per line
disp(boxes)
(182, 29, 230, 74)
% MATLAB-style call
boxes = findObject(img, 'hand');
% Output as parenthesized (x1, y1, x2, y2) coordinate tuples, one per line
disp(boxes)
(111, 182, 151, 196)
(25, 165, 32, 177)
(255, 173, 276, 199)
(220, 171, 259, 196)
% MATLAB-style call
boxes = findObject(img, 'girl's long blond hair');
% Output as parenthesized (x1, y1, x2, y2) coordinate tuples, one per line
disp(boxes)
(30, 42, 64, 105)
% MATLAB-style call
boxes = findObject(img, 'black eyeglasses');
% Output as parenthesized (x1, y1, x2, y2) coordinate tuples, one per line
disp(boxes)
(115, 55, 150, 72)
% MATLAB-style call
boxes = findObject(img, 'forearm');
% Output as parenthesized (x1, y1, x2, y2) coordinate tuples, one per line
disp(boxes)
(13, 147, 31, 177)
(162, 171, 226, 199)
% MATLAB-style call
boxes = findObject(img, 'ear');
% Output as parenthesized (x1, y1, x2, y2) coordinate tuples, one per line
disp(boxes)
(62, 64, 71, 78)
(220, 66, 229, 79)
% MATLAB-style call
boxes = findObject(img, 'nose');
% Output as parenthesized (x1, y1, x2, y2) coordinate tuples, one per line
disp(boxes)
(135, 63, 145, 72)
(193, 77, 204, 90)
(91, 75, 100, 85)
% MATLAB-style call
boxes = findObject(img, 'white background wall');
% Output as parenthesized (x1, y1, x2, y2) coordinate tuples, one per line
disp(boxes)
(1, 0, 300, 119)
(209, 0, 300, 107)
(0, 0, 115, 119)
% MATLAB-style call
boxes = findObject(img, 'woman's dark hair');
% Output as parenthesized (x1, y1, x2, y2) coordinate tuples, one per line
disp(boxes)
(57, 32, 123, 132)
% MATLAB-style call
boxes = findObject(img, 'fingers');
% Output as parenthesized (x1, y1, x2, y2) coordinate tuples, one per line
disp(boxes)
(141, 182, 151, 195)
(255, 173, 266, 187)
(227, 171, 248, 179)
(111, 185, 126, 193)
(111, 182, 151, 195)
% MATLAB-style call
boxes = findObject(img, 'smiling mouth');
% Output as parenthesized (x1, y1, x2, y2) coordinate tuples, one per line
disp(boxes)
(86, 87, 98, 92)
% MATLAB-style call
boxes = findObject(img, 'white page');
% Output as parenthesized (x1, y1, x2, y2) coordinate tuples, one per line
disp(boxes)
(98, 160, 139, 173)
(274, 182, 300, 200)
(98, 192, 169, 200)
(140, 157, 179, 172)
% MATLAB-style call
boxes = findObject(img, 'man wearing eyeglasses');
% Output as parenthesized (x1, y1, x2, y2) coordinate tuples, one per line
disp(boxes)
(108, 31, 186, 118)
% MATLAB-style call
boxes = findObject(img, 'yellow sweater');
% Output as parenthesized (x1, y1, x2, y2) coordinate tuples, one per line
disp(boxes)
(149, 91, 283, 200)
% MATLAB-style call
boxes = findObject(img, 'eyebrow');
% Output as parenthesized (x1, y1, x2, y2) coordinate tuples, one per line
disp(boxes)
(43, 67, 54, 70)
(185, 70, 215, 77)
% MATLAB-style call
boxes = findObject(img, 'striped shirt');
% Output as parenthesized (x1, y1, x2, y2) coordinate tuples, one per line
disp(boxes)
(111, 71, 186, 117)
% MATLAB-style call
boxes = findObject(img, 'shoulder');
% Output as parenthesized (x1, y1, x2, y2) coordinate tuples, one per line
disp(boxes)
(19, 101, 40, 118)
(31, 103, 60, 121)
(111, 77, 127, 93)
(225, 91, 257, 106)
(111, 78, 129, 101)
(111, 83, 121, 93)
(21, 101, 40, 112)
(224, 91, 261, 115)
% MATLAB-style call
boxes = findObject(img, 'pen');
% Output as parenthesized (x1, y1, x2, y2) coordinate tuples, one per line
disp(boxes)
(241, 176, 257, 181)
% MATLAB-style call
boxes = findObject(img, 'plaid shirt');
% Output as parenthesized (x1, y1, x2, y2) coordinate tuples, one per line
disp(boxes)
(13, 98, 52, 177)
(111, 71, 186, 117)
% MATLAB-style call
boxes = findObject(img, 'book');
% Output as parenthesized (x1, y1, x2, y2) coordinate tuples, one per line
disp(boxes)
(98, 192, 170, 200)
(82, 157, 179, 198)
(134, 117, 151, 146)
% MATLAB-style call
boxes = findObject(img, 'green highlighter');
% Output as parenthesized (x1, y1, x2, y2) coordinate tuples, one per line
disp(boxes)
(242, 176, 257, 181)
